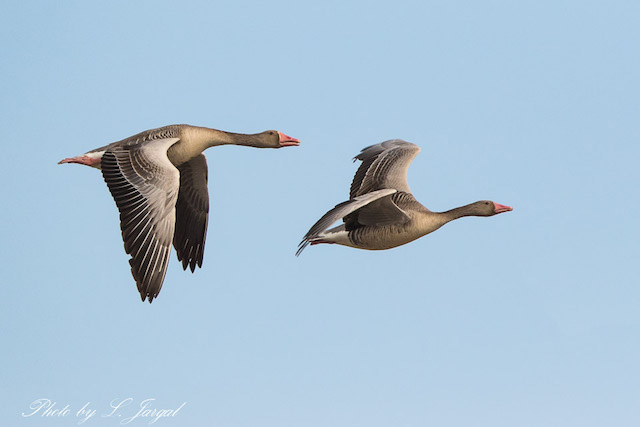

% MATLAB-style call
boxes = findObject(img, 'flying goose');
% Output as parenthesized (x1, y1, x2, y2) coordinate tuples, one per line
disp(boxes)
(59, 124, 300, 302)
(297, 139, 512, 255)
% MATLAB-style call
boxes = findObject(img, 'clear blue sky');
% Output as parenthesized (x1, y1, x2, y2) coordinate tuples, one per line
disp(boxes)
(1, 1, 639, 426)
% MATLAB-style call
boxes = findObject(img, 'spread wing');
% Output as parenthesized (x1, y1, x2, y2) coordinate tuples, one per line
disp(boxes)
(349, 140, 421, 198)
(101, 137, 180, 303)
(173, 154, 210, 272)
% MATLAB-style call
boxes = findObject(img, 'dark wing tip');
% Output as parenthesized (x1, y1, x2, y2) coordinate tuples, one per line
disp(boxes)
(139, 290, 155, 303)
(176, 245, 204, 272)
(295, 241, 310, 257)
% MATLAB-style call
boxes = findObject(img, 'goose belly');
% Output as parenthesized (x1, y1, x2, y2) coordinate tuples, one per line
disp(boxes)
(348, 223, 434, 250)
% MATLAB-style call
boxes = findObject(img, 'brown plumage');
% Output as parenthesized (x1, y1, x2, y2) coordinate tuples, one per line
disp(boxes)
(60, 124, 300, 302)
(297, 140, 512, 255)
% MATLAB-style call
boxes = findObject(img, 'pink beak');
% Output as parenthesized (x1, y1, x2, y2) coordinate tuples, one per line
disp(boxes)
(278, 131, 301, 147)
(493, 202, 513, 214)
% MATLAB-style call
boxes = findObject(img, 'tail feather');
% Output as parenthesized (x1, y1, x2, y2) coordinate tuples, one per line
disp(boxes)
(296, 226, 348, 257)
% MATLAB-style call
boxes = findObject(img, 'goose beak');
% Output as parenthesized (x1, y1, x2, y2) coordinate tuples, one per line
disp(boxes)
(493, 202, 513, 214)
(278, 132, 300, 147)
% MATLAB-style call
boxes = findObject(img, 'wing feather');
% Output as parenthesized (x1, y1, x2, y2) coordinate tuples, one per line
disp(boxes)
(296, 189, 397, 255)
(350, 140, 421, 198)
(173, 154, 209, 272)
(101, 137, 180, 302)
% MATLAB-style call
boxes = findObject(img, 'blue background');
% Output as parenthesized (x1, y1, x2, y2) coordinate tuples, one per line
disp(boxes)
(1, 1, 639, 425)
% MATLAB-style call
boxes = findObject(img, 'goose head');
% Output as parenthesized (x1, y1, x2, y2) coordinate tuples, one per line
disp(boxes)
(471, 200, 513, 216)
(256, 130, 300, 148)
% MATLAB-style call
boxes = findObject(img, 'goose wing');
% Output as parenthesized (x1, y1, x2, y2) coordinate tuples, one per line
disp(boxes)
(349, 140, 421, 198)
(343, 192, 412, 230)
(101, 137, 181, 302)
(296, 189, 397, 255)
(173, 154, 210, 272)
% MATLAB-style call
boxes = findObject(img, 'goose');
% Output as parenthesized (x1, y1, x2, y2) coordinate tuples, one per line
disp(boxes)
(59, 124, 300, 302)
(297, 139, 511, 255)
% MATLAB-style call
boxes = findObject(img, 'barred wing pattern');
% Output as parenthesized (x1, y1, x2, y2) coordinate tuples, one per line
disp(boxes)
(101, 138, 180, 302)
(298, 140, 421, 255)
(350, 140, 421, 198)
